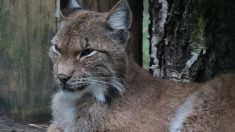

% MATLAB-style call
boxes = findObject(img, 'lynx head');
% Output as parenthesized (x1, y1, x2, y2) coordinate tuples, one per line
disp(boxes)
(49, 0, 132, 103)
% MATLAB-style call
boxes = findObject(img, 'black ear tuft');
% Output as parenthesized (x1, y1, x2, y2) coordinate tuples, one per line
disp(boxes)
(56, 0, 82, 18)
(106, 0, 132, 30)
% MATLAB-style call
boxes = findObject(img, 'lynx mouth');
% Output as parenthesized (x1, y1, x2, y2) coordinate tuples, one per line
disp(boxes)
(61, 84, 88, 92)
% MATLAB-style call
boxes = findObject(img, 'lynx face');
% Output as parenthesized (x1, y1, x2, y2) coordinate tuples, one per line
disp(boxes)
(49, 0, 132, 103)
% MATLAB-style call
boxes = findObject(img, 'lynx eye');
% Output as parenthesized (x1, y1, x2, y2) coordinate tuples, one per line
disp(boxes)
(52, 45, 61, 55)
(79, 48, 96, 59)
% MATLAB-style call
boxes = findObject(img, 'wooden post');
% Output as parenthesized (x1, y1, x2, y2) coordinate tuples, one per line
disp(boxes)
(0, 0, 56, 122)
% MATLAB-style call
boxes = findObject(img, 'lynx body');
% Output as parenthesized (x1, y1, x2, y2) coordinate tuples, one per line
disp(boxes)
(48, 0, 235, 131)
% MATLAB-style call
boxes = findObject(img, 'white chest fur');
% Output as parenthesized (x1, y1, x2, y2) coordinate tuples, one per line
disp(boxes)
(169, 92, 198, 132)
(51, 91, 82, 132)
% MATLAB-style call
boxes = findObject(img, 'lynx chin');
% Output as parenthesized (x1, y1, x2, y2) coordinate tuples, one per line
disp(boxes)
(48, 0, 235, 131)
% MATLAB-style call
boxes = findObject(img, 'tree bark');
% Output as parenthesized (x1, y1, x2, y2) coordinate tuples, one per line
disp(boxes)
(128, 0, 143, 66)
(78, 0, 119, 12)
(149, 0, 235, 82)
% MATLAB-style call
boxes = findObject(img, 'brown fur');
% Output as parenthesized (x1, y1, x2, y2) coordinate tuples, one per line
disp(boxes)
(48, 0, 235, 131)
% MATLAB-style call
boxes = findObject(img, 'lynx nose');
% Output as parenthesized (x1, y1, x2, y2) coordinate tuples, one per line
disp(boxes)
(57, 74, 71, 84)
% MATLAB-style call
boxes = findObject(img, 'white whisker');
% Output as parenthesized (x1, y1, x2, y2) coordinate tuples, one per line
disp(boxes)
(88, 82, 108, 102)
(87, 78, 125, 94)
(87, 79, 117, 85)
(89, 76, 124, 80)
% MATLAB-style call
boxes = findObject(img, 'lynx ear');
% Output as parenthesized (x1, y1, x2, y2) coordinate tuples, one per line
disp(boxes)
(106, 0, 132, 30)
(56, 0, 82, 18)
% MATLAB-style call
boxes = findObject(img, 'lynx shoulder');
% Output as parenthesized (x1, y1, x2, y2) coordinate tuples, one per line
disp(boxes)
(47, 0, 235, 131)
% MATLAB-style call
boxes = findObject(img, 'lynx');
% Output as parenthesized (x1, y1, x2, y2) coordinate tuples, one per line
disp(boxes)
(48, 0, 235, 131)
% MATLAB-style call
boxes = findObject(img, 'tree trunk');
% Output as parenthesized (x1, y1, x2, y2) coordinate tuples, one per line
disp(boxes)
(78, 0, 119, 12)
(149, 0, 235, 82)
(128, 0, 143, 66)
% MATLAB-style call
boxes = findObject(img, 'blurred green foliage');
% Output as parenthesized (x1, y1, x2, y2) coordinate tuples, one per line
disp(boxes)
(143, 0, 150, 70)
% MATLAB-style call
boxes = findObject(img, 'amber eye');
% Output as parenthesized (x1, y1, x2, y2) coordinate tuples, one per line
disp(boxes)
(80, 48, 95, 58)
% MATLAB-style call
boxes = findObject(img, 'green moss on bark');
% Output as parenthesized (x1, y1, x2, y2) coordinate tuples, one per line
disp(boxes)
(190, 0, 235, 81)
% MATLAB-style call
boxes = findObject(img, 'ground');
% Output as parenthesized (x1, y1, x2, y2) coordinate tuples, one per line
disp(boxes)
(0, 109, 47, 132)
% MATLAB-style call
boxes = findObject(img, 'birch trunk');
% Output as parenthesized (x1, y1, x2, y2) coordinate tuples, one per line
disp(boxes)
(149, 0, 235, 82)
